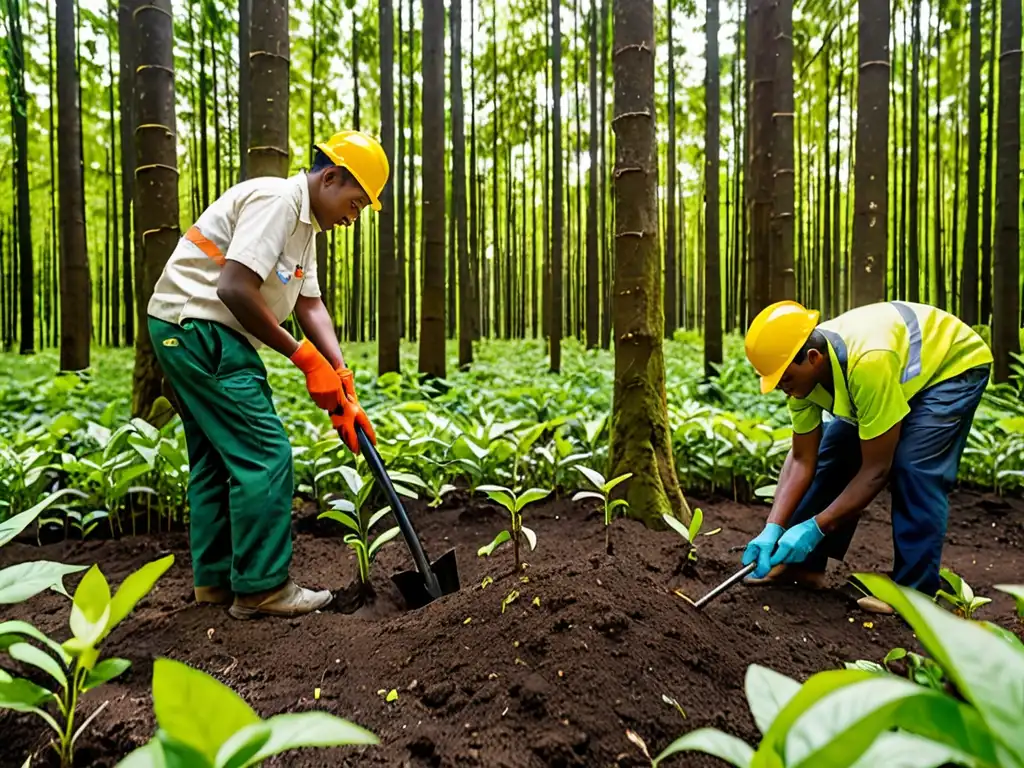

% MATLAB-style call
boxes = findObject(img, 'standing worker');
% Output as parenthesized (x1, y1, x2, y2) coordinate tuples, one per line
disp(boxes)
(147, 131, 387, 620)
(741, 300, 992, 614)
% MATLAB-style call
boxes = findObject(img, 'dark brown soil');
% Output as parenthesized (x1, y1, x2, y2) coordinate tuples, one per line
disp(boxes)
(2, 489, 1022, 768)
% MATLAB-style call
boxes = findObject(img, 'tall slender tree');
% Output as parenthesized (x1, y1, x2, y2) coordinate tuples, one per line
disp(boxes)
(907, 0, 921, 303)
(664, 0, 677, 337)
(747, 0, 773, 317)
(106, 1, 120, 347)
(407, 0, 417, 341)
(586, 0, 599, 348)
(770, 0, 794, 302)
(238, 0, 250, 181)
(418, 0, 445, 377)
(992, 0, 1020, 382)
(704, 0, 722, 374)
(851, 0, 889, 307)
(248, 0, 289, 178)
(452, 0, 474, 367)
(550, 0, 563, 371)
(609, 0, 687, 524)
(980, 3, 996, 324)
(961, 0, 983, 324)
(379, 0, 399, 373)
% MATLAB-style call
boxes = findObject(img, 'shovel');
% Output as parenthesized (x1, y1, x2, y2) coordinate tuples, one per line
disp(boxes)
(678, 562, 757, 610)
(348, 422, 460, 609)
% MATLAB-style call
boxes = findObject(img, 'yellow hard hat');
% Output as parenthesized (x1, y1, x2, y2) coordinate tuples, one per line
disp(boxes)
(745, 300, 820, 394)
(315, 130, 389, 212)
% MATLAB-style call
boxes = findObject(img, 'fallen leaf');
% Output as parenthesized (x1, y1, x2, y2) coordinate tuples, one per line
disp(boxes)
(386, 689, 399, 703)
(314, 687, 321, 700)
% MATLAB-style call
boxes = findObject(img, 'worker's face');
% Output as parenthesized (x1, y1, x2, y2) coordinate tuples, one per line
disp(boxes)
(777, 349, 825, 399)
(313, 168, 371, 229)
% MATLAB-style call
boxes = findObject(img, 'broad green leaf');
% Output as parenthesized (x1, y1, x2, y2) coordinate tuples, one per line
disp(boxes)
(83, 657, 131, 691)
(0, 620, 70, 662)
(521, 526, 538, 551)
(110, 463, 154, 499)
(318, 510, 361, 533)
(0, 676, 53, 711)
(575, 465, 606, 490)
(0, 488, 81, 547)
(515, 488, 551, 511)
(883, 648, 908, 666)
(69, 566, 112, 650)
(688, 507, 705, 542)
(852, 731, 977, 768)
(994, 584, 1024, 618)
(603, 472, 633, 494)
(339, 465, 364, 497)
(107, 555, 175, 638)
(219, 712, 378, 767)
(662, 514, 692, 542)
(607, 499, 629, 513)
(212, 723, 272, 768)
(367, 507, 392, 531)
(0, 560, 88, 605)
(572, 491, 605, 503)
(754, 484, 777, 499)
(343, 536, 367, 556)
(114, 738, 173, 768)
(859, 574, 1024, 762)
(583, 415, 608, 445)
(745, 665, 801, 735)
(653, 728, 754, 767)
(477, 483, 513, 494)
(477, 530, 511, 557)
(940, 568, 971, 603)
(328, 498, 356, 514)
(368, 527, 401, 560)
(387, 471, 427, 489)
(784, 674, 1000, 768)
(7, 642, 67, 689)
(481, 490, 515, 512)
(153, 658, 260, 762)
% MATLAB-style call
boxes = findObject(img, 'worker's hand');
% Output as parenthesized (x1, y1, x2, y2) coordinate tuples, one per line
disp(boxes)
(290, 339, 344, 411)
(742, 523, 785, 578)
(768, 518, 825, 569)
(331, 366, 376, 454)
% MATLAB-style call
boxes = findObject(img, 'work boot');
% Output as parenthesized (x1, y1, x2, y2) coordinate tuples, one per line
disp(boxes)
(228, 580, 333, 620)
(194, 586, 233, 605)
(857, 596, 895, 615)
(744, 564, 827, 589)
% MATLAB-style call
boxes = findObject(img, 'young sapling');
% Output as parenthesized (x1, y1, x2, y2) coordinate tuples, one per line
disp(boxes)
(936, 568, 991, 620)
(476, 485, 551, 572)
(572, 466, 632, 554)
(662, 508, 708, 563)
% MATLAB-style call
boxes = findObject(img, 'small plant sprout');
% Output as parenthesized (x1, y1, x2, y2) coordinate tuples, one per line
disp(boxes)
(572, 466, 632, 554)
(116, 658, 376, 767)
(318, 466, 400, 605)
(995, 584, 1024, 623)
(0, 555, 174, 768)
(936, 568, 991, 620)
(476, 485, 551, 572)
(662, 507, 706, 563)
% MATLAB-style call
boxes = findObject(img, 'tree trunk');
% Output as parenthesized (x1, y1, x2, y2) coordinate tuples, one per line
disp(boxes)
(418, 0, 446, 377)
(550, 0, 563, 371)
(851, 0, 889, 307)
(934, 7, 945, 309)
(397, 0, 406, 338)
(610, 0, 687, 524)
(407, 0, 418, 341)
(747, 0, 773, 317)
(664, 0, 677, 338)
(980, 3, 996, 324)
(704, 0, 722, 375)
(238, 0, 250, 181)
(961, 0, 982, 324)
(586, 0, 600, 348)
(248, 0, 289, 178)
(378, 0, 399, 373)
(352, 16, 363, 342)
(130, 0, 178, 418)
(599, 0, 611, 348)
(48, 0, 60, 347)
(770, 0, 794, 302)
(452, 0, 474, 367)
(57, 0, 90, 370)
(8, 0, 34, 354)
(823, 46, 833, 313)
(992, 0, 1021, 382)
(199, 6, 210, 209)
(469, 0, 478, 342)
(107, 2, 120, 347)
(907, 0, 921, 303)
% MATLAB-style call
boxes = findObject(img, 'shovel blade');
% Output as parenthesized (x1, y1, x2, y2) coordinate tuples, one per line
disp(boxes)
(391, 548, 460, 610)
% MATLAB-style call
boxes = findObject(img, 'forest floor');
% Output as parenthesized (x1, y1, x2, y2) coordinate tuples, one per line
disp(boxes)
(2, 489, 1023, 768)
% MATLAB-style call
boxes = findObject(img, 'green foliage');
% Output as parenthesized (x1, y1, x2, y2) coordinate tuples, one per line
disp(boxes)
(936, 568, 992, 620)
(476, 484, 550, 572)
(994, 585, 1024, 621)
(0, 555, 174, 768)
(115, 657, 377, 767)
(572, 466, 631, 554)
(635, 575, 1024, 767)
(662, 507, 707, 563)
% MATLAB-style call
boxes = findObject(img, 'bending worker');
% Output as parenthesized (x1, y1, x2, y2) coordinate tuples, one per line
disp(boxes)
(741, 300, 992, 614)
(147, 130, 386, 620)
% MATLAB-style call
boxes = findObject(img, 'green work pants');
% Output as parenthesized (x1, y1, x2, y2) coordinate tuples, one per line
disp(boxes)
(148, 316, 293, 594)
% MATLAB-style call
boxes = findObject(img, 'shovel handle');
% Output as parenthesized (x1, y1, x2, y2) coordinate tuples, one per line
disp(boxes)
(693, 562, 757, 610)
(350, 422, 443, 600)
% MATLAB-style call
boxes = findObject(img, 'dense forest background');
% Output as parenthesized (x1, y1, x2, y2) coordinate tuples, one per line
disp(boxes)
(0, 0, 1021, 389)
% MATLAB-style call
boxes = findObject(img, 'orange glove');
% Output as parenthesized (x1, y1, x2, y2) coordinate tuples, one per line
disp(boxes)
(332, 367, 376, 454)
(289, 339, 344, 412)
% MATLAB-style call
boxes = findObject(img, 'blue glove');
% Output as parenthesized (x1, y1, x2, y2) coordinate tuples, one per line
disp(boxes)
(768, 518, 825, 568)
(742, 523, 785, 578)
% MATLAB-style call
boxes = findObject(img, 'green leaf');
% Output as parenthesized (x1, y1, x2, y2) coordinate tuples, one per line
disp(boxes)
(662, 513, 692, 542)
(603, 472, 633, 494)
(368, 527, 401, 560)
(107, 555, 175, 638)
(995, 584, 1024, 618)
(940, 568, 970, 602)
(386, 471, 427, 489)
(83, 657, 131, 691)
(514, 488, 551, 512)
(521, 526, 538, 551)
(572, 491, 605, 503)
(575, 465, 606, 490)
(0, 488, 81, 547)
(0, 620, 70, 662)
(745, 665, 801, 735)
(478, 530, 511, 557)
(69, 565, 112, 650)
(0, 561, 88, 605)
(114, 738, 174, 768)
(687, 507, 705, 542)
(851, 731, 977, 768)
(608, 499, 629, 514)
(220, 711, 378, 767)
(858, 574, 1024, 763)
(7, 642, 67, 689)
(318, 510, 361, 533)
(328, 498, 356, 513)
(211, 724, 272, 768)
(883, 648, 908, 666)
(367, 507, 392, 531)
(152, 658, 261, 762)
(652, 728, 754, 767)
(339, 465, 364, 497)
(481, 490, 515, 512)
(476, 483, 513, 494)
(0, 676, 53, 711)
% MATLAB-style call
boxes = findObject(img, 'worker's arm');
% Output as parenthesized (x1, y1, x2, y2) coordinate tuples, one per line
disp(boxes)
(767, 427, 821, 527)
(815, 422, 900, 533)
(294, 296, 345, 369)
(217, 261, 300, 357)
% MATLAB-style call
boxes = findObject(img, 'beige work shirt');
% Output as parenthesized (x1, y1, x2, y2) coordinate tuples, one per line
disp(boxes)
(148, 173, 322, 349)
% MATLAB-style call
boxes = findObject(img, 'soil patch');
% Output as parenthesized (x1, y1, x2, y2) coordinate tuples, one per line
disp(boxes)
(2, 489, 1022, 767)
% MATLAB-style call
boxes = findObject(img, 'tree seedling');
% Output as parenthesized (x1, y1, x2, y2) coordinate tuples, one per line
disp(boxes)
(0, 555, 174, 768)
(995, 584, 1024, 625)
(116, 658, 377, 767)
(476, 485, 551, 572)
(936, 567, 991, 620)
(572, 467, 631, 554)
(662, 507, 706, 563)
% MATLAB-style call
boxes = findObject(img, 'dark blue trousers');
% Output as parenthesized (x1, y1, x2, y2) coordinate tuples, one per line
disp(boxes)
(789, 365, 990, 595)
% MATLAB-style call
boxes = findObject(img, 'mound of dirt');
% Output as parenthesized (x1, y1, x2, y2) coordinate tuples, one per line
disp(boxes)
(2, 489, 1022, 767)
